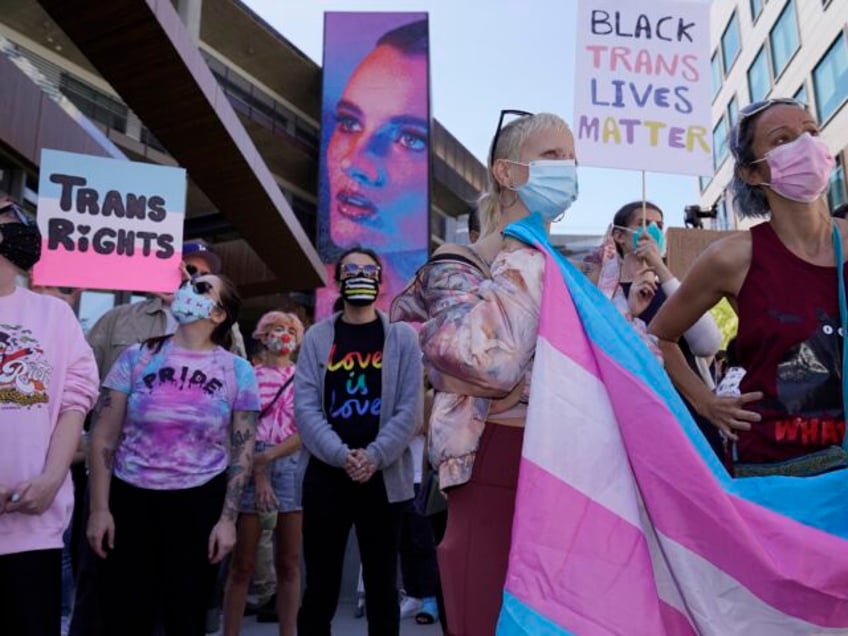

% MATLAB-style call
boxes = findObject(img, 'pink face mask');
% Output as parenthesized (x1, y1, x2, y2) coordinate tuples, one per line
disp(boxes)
(754, 133, 835, 203)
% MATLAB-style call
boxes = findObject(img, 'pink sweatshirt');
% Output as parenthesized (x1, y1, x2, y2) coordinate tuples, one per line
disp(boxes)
(0, 286, 99, 555)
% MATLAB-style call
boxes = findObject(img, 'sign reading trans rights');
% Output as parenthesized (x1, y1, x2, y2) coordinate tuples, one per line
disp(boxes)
(32, 149, 186, 293)
(574, 0, 712, 176)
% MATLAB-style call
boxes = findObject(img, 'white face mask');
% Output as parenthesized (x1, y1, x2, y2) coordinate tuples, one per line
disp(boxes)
(507, 159, 579, 222)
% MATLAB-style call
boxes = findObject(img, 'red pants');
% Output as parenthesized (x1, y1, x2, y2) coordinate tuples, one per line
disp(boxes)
(438, 423, 523, 636)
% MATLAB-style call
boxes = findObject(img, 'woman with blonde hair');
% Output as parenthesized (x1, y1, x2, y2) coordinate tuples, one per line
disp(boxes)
(223, 311, 305, 636)
(392, 110, 656, 635)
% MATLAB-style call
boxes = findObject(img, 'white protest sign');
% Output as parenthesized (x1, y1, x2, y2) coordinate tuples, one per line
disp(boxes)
(574, 0, 712, 176)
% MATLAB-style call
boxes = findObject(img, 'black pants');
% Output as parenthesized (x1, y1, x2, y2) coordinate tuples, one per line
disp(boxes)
(99, 473, 226, 636)
(298, 459, 404, 636)
(70, 484, 104, 636)
(0, 548, 61, 636)
(399, 483, 439, 598)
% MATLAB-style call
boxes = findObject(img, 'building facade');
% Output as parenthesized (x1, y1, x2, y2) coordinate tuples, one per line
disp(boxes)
(0, 0, 486, 326)
(700, 0, 848, 229)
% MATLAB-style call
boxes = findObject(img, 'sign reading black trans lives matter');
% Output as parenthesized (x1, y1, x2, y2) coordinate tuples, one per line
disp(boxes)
(574, 0, 712, 176)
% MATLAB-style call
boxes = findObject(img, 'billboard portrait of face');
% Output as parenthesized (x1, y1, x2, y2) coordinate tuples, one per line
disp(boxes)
(317, 12, 430, 318)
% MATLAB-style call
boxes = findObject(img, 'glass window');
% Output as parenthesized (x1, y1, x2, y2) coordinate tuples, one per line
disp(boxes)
(828, 155, 847, 211)
(748, 46, 770, 103)
(750, 0, 765, 21)
(721, 12, 741, 72)
(770, 1, 799, 78)
(713, 116, 729, 169)
(813, 33, 848, 122)
(728, 94, 739, 128)
(711, 52, 722, 99)
(794, 83, 808, 105)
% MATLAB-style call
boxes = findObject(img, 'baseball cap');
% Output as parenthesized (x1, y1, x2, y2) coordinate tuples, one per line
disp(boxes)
(182, 239, 222, 274)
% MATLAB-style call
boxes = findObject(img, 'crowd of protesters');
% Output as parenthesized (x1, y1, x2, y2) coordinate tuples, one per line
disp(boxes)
(1, 96, 846, 636)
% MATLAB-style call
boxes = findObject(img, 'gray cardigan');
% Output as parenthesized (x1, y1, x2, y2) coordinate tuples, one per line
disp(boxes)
(294, 310, 422, 504)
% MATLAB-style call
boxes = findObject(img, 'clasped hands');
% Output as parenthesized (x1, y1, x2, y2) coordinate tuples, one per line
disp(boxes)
(345, 449, 377, 483)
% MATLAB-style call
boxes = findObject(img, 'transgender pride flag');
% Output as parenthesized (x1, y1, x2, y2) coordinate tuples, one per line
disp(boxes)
(497, 215, 848, 636)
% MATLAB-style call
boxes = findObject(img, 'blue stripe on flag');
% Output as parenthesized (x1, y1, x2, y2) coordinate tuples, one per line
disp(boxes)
(497, 591, 576, 636)
(505, 214, 848, 538)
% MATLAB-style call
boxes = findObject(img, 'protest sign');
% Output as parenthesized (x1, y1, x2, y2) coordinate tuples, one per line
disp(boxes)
(574, 0, 712, 176)
(32, 149, 186, 292)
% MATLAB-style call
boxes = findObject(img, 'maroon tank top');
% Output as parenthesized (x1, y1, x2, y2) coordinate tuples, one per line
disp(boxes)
(735, 222, 845, 463)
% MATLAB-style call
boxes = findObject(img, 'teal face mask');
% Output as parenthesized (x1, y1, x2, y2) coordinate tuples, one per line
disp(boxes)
(630, 221, 666, 256)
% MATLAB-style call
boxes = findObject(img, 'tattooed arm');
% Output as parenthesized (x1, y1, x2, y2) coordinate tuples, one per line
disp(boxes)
(208, 410, 257, 564)
(87, 387, 129, 558)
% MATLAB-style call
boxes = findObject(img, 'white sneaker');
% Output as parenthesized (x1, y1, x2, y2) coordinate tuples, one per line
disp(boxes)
(400, 596, 423, 619)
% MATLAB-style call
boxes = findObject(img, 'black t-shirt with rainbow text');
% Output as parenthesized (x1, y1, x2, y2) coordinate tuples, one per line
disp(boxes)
(323, 316, 384, 449)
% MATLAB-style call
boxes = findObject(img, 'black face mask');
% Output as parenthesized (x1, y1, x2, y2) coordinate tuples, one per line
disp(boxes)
(341, 276, 379, 307)
(0, 222, 42, 271)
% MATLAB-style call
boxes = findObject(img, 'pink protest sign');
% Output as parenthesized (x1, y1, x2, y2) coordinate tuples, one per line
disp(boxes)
(32, 149, 186, 293)
(574, 0, 712, 176)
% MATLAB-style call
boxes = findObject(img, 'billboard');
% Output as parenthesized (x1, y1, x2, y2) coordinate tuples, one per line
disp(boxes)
(573, 0, 712, 176)
(317, 12, 431, 317)
(32, 149, 185, 293)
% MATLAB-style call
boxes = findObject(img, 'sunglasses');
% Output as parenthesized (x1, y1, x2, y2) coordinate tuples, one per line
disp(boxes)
(734, 97, 807, 148)
(489, 109, 534, 166)
(181, 279, 223, 307)
(0, 202, 35, 226)
(340, 263, 381, 279)
(185, 263, 211, 278)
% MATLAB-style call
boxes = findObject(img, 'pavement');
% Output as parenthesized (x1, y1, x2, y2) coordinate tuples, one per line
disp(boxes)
(222, 602, 443, 635)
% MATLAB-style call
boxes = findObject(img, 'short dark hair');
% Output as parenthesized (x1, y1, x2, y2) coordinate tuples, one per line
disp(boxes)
(376, 19, 428, 56)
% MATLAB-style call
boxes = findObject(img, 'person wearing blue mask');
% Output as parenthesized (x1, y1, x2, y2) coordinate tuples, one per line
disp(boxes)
(392, 111, 658, 635)
(608, 201, 724, 457)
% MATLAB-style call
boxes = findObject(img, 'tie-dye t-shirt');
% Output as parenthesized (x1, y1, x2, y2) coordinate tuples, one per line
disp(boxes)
(104, 339, 260, 490)
(255, 364, 297, 444)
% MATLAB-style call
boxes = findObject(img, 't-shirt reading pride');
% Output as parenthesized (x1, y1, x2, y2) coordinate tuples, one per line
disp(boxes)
(323, 317, 383, 449)
(104, 338, 259, 490)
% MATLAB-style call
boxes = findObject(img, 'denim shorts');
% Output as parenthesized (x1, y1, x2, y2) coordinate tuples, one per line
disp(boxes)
(240, 441, 302, 514)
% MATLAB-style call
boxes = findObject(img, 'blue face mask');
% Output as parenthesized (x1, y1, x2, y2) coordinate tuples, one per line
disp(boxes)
(630, 221, 666, 256)
(509, 159, 579, 222)
(171, 284, 217, 325)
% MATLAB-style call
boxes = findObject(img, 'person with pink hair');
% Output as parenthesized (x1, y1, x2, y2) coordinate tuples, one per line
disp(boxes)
(222, 311, 304, 636)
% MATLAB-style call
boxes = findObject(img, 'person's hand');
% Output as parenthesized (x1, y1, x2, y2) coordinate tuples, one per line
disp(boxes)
(208, 519, 237, 564)
(254, 474, 279, 514)
(87, 510, 115, 559)
(699, 392, 763, 441)
(345, 449, 377, 483)
(632, 232, 664, 270)
(627, 265, 657, 317)
(5, 474, 62, 515)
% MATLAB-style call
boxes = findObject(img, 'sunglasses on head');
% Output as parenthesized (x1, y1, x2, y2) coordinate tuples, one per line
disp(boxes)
(185, 263, 211, 278)
(340, 263, 381, 279)
(490, 109, 534, 167)
(0, 202, 35, 226)
(734, 97, 807, 147)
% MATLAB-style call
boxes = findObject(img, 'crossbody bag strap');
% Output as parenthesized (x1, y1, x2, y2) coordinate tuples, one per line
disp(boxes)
(833, 223, 848, 451)
(259, 374, 294, 420)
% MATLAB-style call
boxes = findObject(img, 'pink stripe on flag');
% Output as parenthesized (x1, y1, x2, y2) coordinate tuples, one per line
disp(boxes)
(506, 460, 690, 635)
(591, 348, 848, 626)
(537, 253, 600, 377)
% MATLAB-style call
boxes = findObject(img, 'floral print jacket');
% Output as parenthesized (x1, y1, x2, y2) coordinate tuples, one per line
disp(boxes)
(391, 245, 544, 489)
